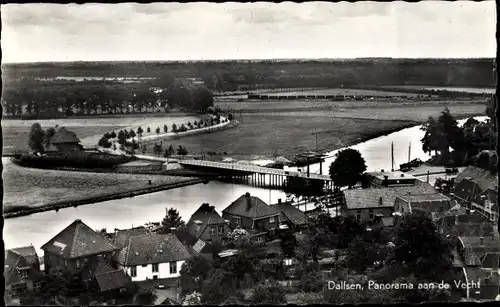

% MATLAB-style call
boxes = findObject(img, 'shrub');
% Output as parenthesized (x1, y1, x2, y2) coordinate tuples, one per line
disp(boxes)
(17, 152, 135, 170)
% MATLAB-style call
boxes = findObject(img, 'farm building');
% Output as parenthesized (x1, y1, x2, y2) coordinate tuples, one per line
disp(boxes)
(366, 170, 418, 188)
(47, 126, 83, 153)
(394, 193, 453, 216)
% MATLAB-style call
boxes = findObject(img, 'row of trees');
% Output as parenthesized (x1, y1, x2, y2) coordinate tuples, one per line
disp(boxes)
(1, 78, 215, 118)
(420, 105, 497, 169)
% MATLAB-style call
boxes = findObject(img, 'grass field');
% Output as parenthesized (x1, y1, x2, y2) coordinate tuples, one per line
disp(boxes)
(215, 99, 486, 113)
(142, 101, 485, 160)
(2, 158, 195, 209)
(262, 88, 420, 97)
(142, 115, 417, 159)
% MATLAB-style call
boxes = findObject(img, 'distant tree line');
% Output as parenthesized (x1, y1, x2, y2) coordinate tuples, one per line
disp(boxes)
(1, 77, 214, 118)
(2, 59, 495, 93)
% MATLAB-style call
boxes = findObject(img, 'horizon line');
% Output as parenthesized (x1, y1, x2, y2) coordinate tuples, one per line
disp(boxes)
(2, 57, 496, 65)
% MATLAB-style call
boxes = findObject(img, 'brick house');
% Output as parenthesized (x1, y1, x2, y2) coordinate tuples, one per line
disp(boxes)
(343, 181, 437, 224)
(113, 233, 192, 282)
(41, 219, 120, 281)
(184, 203, 231, 246)
(394, 193, 454, 217)
(222, 192, 282, 242)
(4, 245, 45, 298)
(271, 199, 307, 231)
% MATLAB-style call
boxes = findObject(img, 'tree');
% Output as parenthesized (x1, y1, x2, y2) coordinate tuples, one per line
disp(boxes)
(172, 123, 178, 132)
(279, 230, 297, 258)
(182, 291, 202, 305)
(180, 256, 214, 296)
(392, 213, 455, 283)
(156, 127, 161, 135)
(192, 86, 214, 112)
(135, 289, 157, 305)
(228, 113, 234, 121)
(164, 144, 175, 158)
(201, 269, 237, 305)
(28, 123, 45, 153)
(177, 145, 188, 156)
(129, 129, 136, 138)
(110, 131, 117, 138)
(226, 227, 251, 248)
(44, 126, 56, 149)
(295, 262, 324, 292)
(159, 208, 185, 234)
(345, 233, 389, 273)
(147, 127, 151, 133)
(329, 148, 367, 188)
(117, 130, 126, 145)
(163, 124, 168, 133)
(250, 280, 286, 304)
(98, 137, 110, 148)
(136, 127, 143, 136)
(153, 142, 163, 156)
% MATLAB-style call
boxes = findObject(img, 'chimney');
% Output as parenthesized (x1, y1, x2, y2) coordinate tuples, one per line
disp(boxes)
(278, 198, 282, 204)
(400, 174, 404, 177)
(479, 236, 484, 245)
(381, 169, 384, 173)
(75, 219, 81, 222)
(245, 192, 252, 210)
(379, 197, 383, 205)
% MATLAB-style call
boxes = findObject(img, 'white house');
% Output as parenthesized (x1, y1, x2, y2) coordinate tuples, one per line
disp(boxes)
(113, 233, 192, 282)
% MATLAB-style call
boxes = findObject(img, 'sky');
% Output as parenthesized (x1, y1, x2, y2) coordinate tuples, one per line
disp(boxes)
(1, 1, 496, 63)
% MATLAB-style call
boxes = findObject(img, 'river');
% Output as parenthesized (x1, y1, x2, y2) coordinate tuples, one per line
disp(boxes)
(3, 116, 488, 255)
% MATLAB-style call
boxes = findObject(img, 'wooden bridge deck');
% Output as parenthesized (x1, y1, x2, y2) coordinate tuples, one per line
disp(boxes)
(179, 159, 332, 181)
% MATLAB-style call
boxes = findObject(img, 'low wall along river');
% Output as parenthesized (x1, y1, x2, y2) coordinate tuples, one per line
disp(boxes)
(3, 116, 487, 256)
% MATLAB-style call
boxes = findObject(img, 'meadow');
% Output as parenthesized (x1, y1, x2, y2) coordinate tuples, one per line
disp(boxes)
(262, 88, 420, 97)
(2, 158, 195, 209)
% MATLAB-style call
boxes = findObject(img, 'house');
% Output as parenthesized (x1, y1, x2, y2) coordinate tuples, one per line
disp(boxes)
(342, 181, 437, 224)
(271, 199, 307, 231)
(4, 245, 45, 298)
(462, 267, 500, 300)
(83, 260, 133, 299)
(113, 233, 192, 282)
(394, 193, 454, 216)
(454, 166, 498, 223)
(41, 219, 120, 279)
(435, 210, 498, 239)
(457, 236, 500, 267)
(184, 203, 231, 246)
(365, 170, 418, 188)
(48, 127, 83, 153)
(222, 192, 283, 242)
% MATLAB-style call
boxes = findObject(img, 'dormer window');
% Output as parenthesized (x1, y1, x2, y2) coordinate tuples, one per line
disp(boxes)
(269, 216, 275, 223)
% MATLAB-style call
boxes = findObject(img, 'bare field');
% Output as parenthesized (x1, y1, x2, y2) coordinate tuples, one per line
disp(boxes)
(2, 158, 195, 209)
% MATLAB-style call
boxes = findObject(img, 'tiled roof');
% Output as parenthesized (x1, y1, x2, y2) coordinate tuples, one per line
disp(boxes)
(115, 233, 192, 266)
(41, 219, 119, 259)
(344, 181, 437, 210)
(186, 203, 226, 240)
(460, 236, 500, 267)
(4, 246, 40, 287)
(50, 127, 81, 144)
(463, 267, 500, 300)
(454, 179, 477, 201)
(223, 193, 281, 219)
(273, 202, 307, 226)
(113, 227, 150, 248)
(456, 166, 496, 185)
(95, 269, 131, 292)
(482, 253, 500, 269)
(398, 193, 451, 202)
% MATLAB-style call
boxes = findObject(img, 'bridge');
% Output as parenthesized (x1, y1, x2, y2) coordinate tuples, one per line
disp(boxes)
(180, 159, 331, 180)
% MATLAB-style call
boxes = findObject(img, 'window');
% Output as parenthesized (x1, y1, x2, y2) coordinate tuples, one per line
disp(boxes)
(153, 275, 158, 280)
(76, 259, 81, 269)
(152, 264, 159, 273)
(130, 266, 137, 277)
(356, 210, 362, 221)
(368, 209, 374, 221)
(269, 228, 276, 236)
(83, 257, 89, 264)
(169, 262, 177, 274)
(218, 226, 224, 235)
(209, 227, 216, 235)
(257, 236, 263, 243)
(19, 269, 28, 279)
(142, 264, 147, 267)
(232, 217, 241, 224)
(270, 216, 275, 223)
(34, 282, 42, 290)
(64, 259, 68, 267)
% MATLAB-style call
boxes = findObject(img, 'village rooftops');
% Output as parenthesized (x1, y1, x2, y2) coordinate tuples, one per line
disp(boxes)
(4, 246, 42, 287)
(112, 226, 150, 249)
(41, 219, 119, 259)
(455, 166, 498, 191)
(463, 267, 500, 300)
(272, 201, 307, 227)
(343, 181, 437, 210)
(368, 170, 417, 181)
(114, 233, 191, 266)
(223, 192, 282, 219)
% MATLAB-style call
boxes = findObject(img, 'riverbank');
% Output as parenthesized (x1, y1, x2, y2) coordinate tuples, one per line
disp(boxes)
(2, 157, 204, 216)
(3, 177, 206, 219)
